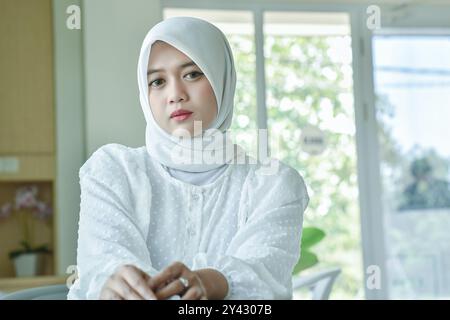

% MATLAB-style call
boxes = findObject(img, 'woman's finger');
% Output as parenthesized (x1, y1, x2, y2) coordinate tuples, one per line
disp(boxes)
(109, 276, 143, 300)
(178, 272, 207, 300)
(101, 287, 124, 300)
(181, 286, 204, 300)
(156, 279, 172, 291)
(155, 278, 187, 300)
(121, 265, 157, 300)
(150, 262, 185, 289)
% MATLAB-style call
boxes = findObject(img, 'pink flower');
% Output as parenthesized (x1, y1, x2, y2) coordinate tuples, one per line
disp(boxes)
(0, 185, 52, 224)
(15, 185, 38, 210)
(0, 202, 12, 219)
(33, 201, 53, 220)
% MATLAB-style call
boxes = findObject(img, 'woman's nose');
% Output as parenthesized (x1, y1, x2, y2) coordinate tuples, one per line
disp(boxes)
(168, 80, 188, 104)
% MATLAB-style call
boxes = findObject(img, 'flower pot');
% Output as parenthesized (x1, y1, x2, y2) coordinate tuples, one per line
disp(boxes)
(12, 252, 44, 277)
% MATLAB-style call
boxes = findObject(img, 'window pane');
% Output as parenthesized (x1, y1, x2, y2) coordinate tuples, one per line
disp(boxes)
(373, 34, 450, 299)
(264, 11, 363, 299)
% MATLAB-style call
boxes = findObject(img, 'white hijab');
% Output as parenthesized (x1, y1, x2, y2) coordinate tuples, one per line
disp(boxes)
(137, 16, 245, 173)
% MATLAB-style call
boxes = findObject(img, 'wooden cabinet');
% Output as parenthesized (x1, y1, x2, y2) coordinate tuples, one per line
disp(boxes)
(0, 0, 55, 154)
(0, 0, 57, 280)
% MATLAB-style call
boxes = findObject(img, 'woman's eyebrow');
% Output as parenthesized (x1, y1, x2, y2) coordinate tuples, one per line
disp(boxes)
(147, 61, 197, 76)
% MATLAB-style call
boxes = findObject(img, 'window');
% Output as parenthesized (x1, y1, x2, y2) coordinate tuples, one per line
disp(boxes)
(264, 11, 362, 299)
(373, 33, 450, 299)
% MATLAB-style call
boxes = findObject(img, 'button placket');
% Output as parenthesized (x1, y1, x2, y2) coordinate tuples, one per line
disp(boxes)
(190, 191, 201, 237)
(186, 190, 203, 255)
(183, 211, 193, 259)
(188, 226, 196, 237)
(186, 212, 195, 238)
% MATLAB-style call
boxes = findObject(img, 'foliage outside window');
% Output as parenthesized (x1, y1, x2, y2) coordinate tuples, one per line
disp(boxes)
(227, 32, 363, 299)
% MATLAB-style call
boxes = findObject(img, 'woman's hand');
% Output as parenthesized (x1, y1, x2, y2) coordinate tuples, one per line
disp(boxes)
(99, 264, 158, 300)
(150, 262, 208, 300)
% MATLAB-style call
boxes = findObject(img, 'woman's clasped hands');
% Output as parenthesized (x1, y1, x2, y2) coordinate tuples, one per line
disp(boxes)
(99, 261, 207, 300)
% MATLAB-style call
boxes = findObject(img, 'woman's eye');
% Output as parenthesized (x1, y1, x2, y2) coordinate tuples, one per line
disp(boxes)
(185, 71, 203, 79)
(149, 79, 163, 87)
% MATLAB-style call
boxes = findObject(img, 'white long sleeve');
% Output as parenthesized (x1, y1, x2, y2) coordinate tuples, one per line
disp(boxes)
(67, 147, 159, 300)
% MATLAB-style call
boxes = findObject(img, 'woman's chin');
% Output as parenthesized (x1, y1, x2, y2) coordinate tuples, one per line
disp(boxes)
(168, 124, 195, 137)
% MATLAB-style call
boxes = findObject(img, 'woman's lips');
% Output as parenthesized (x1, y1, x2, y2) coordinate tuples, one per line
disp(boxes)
(171, 112, 193, 122)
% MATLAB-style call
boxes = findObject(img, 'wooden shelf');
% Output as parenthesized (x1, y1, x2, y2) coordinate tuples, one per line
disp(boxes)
(0, 275, 67, 293)
(0, 154, 55, 181)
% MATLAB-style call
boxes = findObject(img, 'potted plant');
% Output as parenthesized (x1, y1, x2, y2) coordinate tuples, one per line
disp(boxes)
(1, 185, 53, 277)
(293, 226, 326, 275)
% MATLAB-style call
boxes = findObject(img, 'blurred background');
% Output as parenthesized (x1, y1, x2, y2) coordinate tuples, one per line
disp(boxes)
(0, 0, 449, 299)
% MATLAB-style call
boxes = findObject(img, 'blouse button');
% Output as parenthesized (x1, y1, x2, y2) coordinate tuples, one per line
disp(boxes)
(188, 227, 196, 237)
(192, 193, 200, 201)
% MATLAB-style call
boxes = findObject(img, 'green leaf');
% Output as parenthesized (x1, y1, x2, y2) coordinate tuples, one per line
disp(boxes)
(20, 240, 31, 251)
(301, 227, 326, 249)
(292, 250, 318, 274)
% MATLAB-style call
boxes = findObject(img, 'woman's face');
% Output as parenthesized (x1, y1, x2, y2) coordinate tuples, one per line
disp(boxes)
(147, 41, 218, 137)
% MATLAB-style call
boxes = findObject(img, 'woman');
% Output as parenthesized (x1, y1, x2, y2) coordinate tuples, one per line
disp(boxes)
(68, 16, 309, 300)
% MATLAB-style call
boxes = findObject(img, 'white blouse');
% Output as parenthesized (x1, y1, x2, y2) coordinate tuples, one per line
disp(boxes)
(67, 143, 309, 300)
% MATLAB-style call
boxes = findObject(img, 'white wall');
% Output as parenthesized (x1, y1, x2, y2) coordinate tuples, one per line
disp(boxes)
(53, 0, 85, 275)
(82, 0, 162, 155)
(53, 0, 162, 274)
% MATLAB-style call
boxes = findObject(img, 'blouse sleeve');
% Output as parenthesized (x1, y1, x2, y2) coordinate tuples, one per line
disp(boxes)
(193, 163, 309, 300)
(67, 146, 158, 300)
